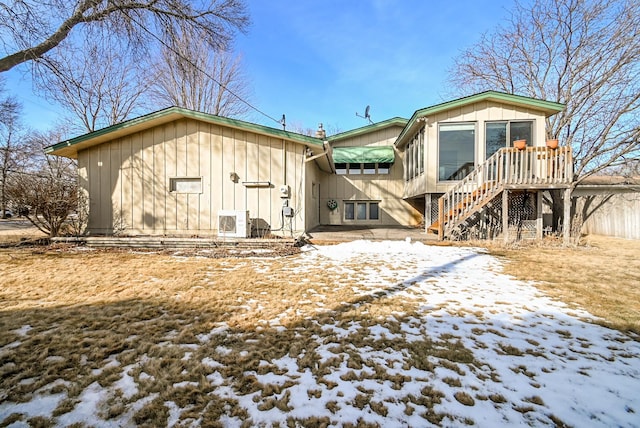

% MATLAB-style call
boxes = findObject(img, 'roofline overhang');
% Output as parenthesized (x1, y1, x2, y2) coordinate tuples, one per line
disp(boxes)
(327, 117, 408, 143)
(46, 107, 324, 158)
(394, 91, 565, 148)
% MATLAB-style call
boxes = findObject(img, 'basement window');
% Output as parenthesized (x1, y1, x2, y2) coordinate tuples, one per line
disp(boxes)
(169, 177, 202, 193)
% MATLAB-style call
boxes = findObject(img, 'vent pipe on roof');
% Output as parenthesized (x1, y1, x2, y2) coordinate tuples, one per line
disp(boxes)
(315, 123, 326, 139)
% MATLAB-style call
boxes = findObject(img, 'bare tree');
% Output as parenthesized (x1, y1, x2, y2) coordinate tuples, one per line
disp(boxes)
(0, 0, 249, 73)
(35, 37, 151, 132)
(6, 129, 78, 237)
(150, 31, 252, 117)
(0, 96, 30, 217)
(450, 0, 640, 225)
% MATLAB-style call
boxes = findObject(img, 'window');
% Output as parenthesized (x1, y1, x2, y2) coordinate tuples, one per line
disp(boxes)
(439, 123, 475, 181)
(169, 177, 202, 193)
(378, 163, 391, 174)
(404, 127, 425, 181)
(369, 202, 379, 220)
(344, 201, 380, 221)
(337, 163, 391, 175)
(344, 202, 355, 220)
(363, 163, 376, 174)
(486, 121, 534, 159)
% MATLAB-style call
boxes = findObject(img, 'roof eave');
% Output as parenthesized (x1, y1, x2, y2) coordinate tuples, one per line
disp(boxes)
(328, 117, 408, 142)
(394, 91, 565, 148)
(46, 107, 324, 158)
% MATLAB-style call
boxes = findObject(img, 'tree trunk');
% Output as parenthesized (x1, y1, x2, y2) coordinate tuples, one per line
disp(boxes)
(549, 189, 564, 232)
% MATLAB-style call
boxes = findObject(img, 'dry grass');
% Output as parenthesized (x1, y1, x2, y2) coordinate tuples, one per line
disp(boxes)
(0, 243, 464, 425)
(481, 235, 640, 335)
(0, 233, 637, 426)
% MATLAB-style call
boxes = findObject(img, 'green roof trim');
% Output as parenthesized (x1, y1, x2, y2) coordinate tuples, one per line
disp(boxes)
(395, 91, 565, 147)
(46, 106, 323, 157)
(332, 146, 395, 164)
(328, 117, 408, 142)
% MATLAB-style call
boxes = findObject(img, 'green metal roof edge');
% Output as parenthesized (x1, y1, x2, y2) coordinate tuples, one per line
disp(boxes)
(394, 91, 565, 147)
(327, 117, 408, 142)
(45, 107, 323, 154)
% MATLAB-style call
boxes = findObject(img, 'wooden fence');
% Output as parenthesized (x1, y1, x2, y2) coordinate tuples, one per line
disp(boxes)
(580, 193, 640, 240)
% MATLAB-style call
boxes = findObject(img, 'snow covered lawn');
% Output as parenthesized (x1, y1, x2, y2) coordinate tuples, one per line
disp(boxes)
(0, 240, 638, 427)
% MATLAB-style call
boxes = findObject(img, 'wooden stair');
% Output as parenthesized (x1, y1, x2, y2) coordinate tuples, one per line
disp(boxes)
(432, 146, 573, 240)
(428, 182, 496, 233)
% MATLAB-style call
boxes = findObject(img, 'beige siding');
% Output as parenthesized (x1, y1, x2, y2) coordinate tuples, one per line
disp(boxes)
(79, 118, 308, 236)
(319, 125, 421, 226)
(404, 101, 548, 198)
(332, 126, 402, 148)
(304, 161, 322, 230)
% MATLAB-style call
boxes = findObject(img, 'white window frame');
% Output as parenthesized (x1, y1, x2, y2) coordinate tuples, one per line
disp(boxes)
(339, 163, 391, 176)
(485, 120, 535, 159)
(404, 127, 424, 181)
(438, 122, 476, 182)
(169, 177, 203, 193)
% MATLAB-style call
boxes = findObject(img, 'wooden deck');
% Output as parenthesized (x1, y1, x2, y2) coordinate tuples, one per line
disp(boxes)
(434, 146, 573, 240)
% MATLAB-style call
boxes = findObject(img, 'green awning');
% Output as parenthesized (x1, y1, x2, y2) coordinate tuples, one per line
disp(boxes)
(332, 146, 395, 164)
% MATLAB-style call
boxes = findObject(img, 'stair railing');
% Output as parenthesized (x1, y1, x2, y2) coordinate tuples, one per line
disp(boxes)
(437, 146, 572, 239)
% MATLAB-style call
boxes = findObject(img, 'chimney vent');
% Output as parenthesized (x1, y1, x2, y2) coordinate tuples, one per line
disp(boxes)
(315, 123, 326, 139)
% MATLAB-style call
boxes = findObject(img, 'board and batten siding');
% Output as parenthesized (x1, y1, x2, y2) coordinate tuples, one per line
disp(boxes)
(403, 101, 548, 198)
(77, 118, 307, 236)
(319, 125, 421, 226)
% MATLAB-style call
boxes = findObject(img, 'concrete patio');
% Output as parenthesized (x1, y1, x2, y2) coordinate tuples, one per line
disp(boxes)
(306, 225, 437, 243)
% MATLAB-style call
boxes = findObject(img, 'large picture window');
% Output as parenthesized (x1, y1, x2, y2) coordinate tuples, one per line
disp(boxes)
(438, 123, 475, 181)
(486, 121, 533, 159)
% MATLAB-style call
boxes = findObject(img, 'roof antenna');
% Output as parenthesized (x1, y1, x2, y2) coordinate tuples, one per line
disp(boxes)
(356, 105, 373, 124)
(280, 114, 286, 130)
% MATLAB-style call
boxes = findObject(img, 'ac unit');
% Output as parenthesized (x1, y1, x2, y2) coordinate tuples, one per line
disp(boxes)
(217, 210, 250, 238)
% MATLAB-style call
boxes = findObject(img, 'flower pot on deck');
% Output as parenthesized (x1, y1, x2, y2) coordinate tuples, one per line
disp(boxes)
(513, 139, 527, 150)
(546, 139, 559, 149)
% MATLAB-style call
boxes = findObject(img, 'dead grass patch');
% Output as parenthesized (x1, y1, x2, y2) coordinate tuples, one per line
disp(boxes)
(482, 235, 640, 335)
(454, 391, 475, 406)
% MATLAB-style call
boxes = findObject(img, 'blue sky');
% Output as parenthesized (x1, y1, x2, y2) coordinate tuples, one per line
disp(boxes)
(4, 0, 513, 135)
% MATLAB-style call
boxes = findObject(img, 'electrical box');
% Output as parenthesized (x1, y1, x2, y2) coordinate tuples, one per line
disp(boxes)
(279, 185, 290, 198)
(283, 206, 294, 217)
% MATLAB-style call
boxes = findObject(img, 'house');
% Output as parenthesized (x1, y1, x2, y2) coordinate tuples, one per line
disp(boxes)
(45, 91, 573, 241)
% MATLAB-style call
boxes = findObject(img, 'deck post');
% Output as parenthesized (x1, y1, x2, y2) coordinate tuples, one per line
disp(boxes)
(425, 196, 432, 234)
(563, 187, 572, 244)
(536, 191, 543, 240)
(502, 190, 509, 243)
(438, 197, 444, 240)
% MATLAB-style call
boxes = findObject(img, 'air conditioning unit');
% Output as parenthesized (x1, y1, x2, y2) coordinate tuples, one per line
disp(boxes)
(217, 210, 250, 238)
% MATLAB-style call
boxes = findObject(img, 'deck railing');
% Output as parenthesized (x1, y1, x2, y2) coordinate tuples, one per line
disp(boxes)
(438, 146, 573, 239)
